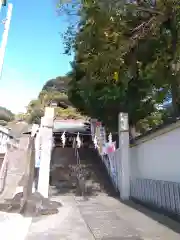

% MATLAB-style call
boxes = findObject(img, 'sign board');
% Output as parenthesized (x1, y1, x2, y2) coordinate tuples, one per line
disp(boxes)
(118, 112, 129, 131)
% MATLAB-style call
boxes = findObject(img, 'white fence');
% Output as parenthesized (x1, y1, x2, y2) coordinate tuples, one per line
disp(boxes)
(102, 149, 121, 192)
(90, 119, 121, 193)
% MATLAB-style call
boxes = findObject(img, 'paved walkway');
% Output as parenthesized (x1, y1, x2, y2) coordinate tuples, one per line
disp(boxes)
(0, 195, 180, 239)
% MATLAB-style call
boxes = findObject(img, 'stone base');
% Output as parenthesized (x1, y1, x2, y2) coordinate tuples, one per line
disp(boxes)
(0, 192, 62, 217)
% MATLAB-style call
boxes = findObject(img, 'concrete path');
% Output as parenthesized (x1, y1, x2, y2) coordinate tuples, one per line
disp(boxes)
(26, 196, 94, 240)
(78, 195, 180, 240)
(0, 212, 32, 240)
(0, 195, 180, 239)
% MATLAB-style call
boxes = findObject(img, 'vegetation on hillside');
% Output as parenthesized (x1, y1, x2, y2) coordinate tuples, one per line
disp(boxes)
(19, 76, 85, 124)
(0, 106, 14, 126)
(56, 0, 180, 133)
(42, 76, 71, 92)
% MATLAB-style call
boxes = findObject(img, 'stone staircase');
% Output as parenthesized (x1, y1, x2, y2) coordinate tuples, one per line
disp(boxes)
(77, 148, 119, 197)
(50, 146, 119, 197)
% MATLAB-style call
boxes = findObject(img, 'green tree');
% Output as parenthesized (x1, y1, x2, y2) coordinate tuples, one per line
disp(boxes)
(42, 76, 70, 93)
(58, 0, 180, 132)
(24, 76, 85, 124)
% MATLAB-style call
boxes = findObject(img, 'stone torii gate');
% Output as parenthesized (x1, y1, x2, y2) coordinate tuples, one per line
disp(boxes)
(35, 108, 131, 202)
(35, 107, 89, 198)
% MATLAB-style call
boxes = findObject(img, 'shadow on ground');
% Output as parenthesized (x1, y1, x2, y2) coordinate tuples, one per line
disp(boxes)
(122, 199, 180, 234)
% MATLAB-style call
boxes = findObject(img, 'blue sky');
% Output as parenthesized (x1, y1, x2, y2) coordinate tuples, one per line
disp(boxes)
(0, 0, 73, 113)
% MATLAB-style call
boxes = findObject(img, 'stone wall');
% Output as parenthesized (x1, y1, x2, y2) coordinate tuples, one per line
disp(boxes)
(130, 121, 180, 218)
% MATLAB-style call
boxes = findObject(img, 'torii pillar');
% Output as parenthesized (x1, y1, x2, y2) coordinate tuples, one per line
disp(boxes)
(37, 107, 54, 198)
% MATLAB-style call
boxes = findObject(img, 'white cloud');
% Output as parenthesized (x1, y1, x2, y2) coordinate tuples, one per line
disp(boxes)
(0, 66, 41, 113)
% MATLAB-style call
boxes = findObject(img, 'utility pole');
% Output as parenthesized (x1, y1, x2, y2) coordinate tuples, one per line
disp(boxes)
(0, 3, 12, 80)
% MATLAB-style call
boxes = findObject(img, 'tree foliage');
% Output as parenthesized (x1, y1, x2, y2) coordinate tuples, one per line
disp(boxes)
(22, 76, 85, 124)
(42, 76, 71, 93)
(57, 0, 180, 132)
(0, 106, 14, 123)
